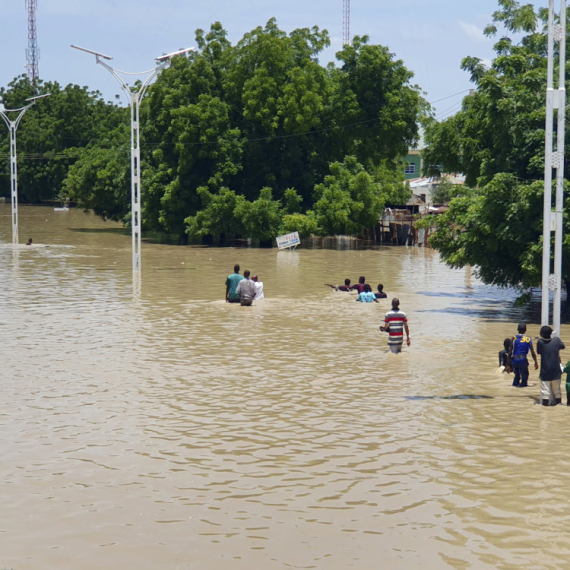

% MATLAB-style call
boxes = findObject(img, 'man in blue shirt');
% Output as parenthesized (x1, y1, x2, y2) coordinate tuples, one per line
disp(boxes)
(506, 323, 538, 388)
(225, 264, 244, 303)
(356, 284, 379, 303)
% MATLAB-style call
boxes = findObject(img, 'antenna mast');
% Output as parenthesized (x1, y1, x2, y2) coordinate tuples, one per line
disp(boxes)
(25, 0, 40, 81)
(343, 0, 351, 46)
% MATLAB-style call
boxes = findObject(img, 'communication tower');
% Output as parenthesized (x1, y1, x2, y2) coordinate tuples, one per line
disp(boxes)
(343, 0, 351, 46)
(25, 0, 40, 81)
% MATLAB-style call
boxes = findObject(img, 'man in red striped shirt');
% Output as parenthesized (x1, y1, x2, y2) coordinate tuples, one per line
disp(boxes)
(380, 298, 410, 354)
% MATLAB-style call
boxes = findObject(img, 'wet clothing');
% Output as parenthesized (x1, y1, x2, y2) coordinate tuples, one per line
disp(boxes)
(375, 291, 387, 299)
(226, 272, 244, 301)
(541, 379, 562, 406)
(351, 284, 365, 294)
(336, 285, 352, 292)
(511, 360, 529, 387)
(253, 281, 264, 301)
(537, 337, 565, 381)
(511, 334, 533, 359)
(509, 334, 534, 388)
(356, 292, 377, 303)
(384, 309, 407, 347)
(498, 350, 509, 367)
(236, 278, 256, 305)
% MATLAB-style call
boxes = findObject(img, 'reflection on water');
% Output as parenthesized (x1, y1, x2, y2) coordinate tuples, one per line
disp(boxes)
(2, 205, 570, 569)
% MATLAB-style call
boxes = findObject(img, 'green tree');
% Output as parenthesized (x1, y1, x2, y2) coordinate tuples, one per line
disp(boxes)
(422, 1, 548, 186)
(0, 75, 126, 203)
(235, 187, 283, 243)
(423, 0, 570, 289)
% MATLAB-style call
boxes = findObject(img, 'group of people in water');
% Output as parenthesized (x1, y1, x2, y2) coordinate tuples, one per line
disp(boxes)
(325, 276, 387, 302)
(225, 265, 264, 306)
(225, 266, 410, 353)
(499, 322, 567, 406)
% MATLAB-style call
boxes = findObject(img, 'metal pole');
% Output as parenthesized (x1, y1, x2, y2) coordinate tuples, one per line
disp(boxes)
(543, 0, 556, 326)
(0, 99, 43, 244)
(553, 0, 567, 335)
(77, 55, 168, 273)
(131, 92, 141, 272)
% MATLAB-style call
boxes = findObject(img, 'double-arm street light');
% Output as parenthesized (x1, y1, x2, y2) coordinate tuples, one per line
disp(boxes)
(70, 45, 194, 273)
(542, 0, 567, 334)
(0, 93, 51, 244)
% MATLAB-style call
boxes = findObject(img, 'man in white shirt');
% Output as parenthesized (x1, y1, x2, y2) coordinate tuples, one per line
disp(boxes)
(252, 275, 264, 300)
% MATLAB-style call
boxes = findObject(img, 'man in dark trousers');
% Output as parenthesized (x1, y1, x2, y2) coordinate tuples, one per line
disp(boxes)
(506, 323, 538, 388)
(537, 325, 566, 406)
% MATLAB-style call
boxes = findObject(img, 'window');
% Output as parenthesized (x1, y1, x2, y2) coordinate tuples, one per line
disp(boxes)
(404, 162, 416, 174)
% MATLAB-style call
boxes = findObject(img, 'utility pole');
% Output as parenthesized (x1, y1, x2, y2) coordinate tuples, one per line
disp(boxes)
(25, 0, 40, 81)
(542, 0, 567, 335)
(343, 0, 351, 46)
(70, 45, 194, 275)
(0, 94, 50, 244)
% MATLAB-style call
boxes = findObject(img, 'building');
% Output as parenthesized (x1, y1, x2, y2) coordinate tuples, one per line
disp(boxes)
(403, 149, 422, 180)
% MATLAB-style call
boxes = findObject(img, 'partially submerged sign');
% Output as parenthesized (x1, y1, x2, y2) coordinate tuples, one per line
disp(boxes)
(276, 231, 300, 250)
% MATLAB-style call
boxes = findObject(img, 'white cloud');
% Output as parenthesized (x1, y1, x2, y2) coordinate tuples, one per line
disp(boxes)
(460, 21, 489, 43)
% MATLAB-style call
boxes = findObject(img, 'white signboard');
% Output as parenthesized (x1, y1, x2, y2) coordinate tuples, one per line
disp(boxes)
(276, 231, 300, 250)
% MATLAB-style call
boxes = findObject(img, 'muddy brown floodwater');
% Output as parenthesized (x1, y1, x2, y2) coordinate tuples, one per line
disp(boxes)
(2, 205, 570, 569)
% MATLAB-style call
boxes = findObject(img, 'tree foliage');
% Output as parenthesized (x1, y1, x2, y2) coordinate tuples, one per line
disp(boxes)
(1, 19, 426, 242)
(0, 75, 126, 203)
(424, 0, 570, 288)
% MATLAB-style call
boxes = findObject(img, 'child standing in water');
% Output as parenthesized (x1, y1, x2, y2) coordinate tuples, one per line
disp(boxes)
(498, 338, 512, 371)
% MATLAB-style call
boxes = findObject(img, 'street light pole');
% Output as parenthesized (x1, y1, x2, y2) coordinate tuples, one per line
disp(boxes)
(542, 0, 567, 334)
(70, 45, 194, 273)
(0, 93, 50, 244)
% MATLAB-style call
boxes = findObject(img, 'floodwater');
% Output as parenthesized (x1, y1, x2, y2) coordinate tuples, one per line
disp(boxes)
(2, 205, 570, 570)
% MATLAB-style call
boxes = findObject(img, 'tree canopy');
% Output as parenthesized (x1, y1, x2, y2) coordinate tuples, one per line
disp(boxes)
(423, 0, 570, 289)
(1, 19, 427, 242)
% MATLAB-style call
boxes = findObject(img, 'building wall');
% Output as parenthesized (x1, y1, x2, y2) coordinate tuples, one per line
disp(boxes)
(403, 150, 422, 180)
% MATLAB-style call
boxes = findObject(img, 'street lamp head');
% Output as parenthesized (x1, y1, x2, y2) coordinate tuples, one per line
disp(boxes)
(70, 44, 113, 60)
(156, 47, 195, 61)
(25, 93, 51, 103)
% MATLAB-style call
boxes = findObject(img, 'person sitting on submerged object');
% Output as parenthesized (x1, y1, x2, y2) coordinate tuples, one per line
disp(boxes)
(356, 284, 379, 303)
(375, 284, 387, 299)
(325, 278, 352, 292)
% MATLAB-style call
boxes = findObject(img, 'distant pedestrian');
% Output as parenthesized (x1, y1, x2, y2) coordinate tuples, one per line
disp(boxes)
(380, 298, 410, 354)
(225, 264, 243, 303)
(236, 270, 256, 306)
(506, 323, 538, 388)
(537, 325, 566, 406)
(25, 238, 32, 246)
(374, 284, 387, 299)
(252, 275, 264, 300)
(356, 284, 379, 303)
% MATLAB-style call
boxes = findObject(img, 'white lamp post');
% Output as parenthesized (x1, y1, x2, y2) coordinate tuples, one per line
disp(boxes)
(542, 0, 566, 334)
(0, 93, 50, 244)
(70, 45, 194, 273)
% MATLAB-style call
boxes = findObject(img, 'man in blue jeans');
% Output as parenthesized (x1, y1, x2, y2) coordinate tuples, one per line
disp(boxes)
(506, 323, 538, 387)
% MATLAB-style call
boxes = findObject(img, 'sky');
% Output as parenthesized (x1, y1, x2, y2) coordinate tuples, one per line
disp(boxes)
(0, 1, 547, 118)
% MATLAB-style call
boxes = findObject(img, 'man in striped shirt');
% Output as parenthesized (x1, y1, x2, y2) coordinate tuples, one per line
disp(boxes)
(380, 298, 410, 354)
